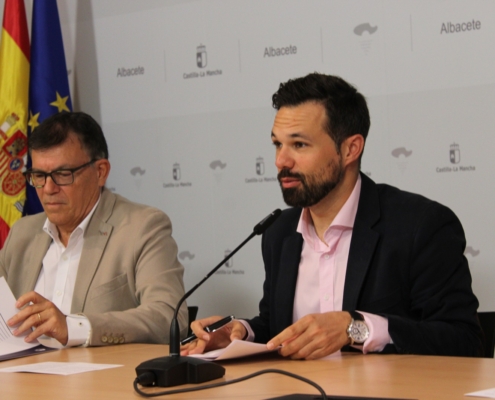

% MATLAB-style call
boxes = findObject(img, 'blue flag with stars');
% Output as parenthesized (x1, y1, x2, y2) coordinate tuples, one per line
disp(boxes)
(24, 0, 72, 215)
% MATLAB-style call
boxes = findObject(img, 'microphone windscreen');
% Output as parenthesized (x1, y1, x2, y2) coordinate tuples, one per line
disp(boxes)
(253, 209, 282, 235)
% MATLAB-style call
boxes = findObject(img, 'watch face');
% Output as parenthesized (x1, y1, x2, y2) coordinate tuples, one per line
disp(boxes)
(350, 320, 369, 343)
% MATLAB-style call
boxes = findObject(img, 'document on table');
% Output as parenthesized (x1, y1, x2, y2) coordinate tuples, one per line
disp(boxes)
(465, 388, 495, 398)
(0, 277, 57, 361)
(189, 339, 279, 361)
(0, 361, 122, 375)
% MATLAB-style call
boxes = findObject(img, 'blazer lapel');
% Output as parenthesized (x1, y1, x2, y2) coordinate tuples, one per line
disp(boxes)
(342, 173, 380, 311)
(274, 215, 303, 333)
(71, 189, 115, 313)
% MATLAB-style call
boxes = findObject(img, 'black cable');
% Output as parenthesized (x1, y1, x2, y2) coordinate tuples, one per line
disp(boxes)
(134, 368, 328, 399)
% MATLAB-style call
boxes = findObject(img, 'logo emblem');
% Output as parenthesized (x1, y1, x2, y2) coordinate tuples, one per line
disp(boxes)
(465, 246, 480, 257)
(179, 251, 195, 261)
(353, 23, 378, 36)
(209, 160, 227, 170)
(173, 163, 181, 181)
(197, 44, 207, 68)
(391, 147, 412, 158)
(256, 157, 265, 176)
(224, 250, 233, 268)
(130, 166, 145, 176)
(449, 143, 460, 164)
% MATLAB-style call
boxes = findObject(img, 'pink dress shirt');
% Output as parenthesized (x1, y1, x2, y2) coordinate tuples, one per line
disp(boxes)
(243, 175, 391, 356)
(293, 175, 390, 354)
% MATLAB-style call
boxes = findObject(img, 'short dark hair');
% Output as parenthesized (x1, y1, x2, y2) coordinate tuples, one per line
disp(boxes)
(272, 73, 370, 152)
(29, 112, 109, 160)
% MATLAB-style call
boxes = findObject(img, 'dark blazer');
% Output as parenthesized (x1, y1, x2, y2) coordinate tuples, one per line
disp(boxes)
(247, 173, 483, 356)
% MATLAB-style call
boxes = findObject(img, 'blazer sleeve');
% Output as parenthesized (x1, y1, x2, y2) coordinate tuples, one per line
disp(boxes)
(384, 202, 483, 356)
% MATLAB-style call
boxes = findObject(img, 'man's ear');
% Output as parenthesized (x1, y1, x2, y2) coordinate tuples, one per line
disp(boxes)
(96, 159, 111, 186)
(341, 134, 365, 167)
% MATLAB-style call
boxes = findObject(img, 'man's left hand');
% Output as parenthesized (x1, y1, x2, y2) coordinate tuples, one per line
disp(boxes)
(7, 291, 68, 346)
(266, 311, 352, 359)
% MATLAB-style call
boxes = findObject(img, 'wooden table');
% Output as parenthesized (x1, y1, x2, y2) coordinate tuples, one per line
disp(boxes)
(0, 344, 493, 399)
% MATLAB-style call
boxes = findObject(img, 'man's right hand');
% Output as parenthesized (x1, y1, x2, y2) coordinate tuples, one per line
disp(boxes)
(180, 315, 247, 355)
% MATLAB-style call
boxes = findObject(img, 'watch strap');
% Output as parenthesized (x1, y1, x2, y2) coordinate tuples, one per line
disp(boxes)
(349, 311, 364, 321)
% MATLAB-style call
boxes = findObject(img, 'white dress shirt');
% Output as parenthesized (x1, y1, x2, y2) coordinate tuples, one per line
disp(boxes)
(34, 198, 100, 347)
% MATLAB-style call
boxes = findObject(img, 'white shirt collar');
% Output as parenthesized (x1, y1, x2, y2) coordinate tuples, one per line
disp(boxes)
(43, 194, 101, 245)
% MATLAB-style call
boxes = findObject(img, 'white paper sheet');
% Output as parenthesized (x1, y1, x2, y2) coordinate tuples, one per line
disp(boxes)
(0, 361, 122, 375)
(465, 388, 495, 398)
(189, 339, 278, 360)
(0, 277, 41, 358)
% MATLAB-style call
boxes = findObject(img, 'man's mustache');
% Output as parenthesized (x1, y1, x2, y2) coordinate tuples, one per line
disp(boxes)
(277, 169, 304, 180)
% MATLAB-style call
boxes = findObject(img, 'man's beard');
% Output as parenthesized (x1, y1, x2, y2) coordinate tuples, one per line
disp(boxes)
(278, 159, 344, 208)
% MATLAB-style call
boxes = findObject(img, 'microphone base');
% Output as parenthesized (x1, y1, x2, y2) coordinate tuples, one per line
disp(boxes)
(135, 355, 225, 387)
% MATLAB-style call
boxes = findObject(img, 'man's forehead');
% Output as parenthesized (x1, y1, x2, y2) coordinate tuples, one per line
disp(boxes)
(272, 103, 327, 134)
(31, 137, 88, 169)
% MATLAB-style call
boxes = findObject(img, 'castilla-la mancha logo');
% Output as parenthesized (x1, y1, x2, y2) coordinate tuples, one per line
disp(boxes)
(173, 162, 181, 181)
(215, 249, 245, 276)
(163, 162, 192, 188)
(245, 157, 276, 184)
(196, 45, 207, 68)
(436, 143, 475, 174)
(256, 157, 264, 176)
(449, 143, 460, 164)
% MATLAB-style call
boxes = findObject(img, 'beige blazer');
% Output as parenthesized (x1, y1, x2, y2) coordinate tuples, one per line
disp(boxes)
(0, 188, 188, 346)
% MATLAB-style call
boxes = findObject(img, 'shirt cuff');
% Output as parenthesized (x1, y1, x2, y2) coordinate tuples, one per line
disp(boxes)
(65, 314, 92, 347)
(237, 319, 255, 342)
(357, 311, 391, 353)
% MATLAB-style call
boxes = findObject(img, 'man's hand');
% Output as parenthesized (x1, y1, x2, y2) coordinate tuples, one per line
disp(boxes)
(7, 291, 68, 346)
(266, 311, 352, 360)
(180, 315, 247, 355)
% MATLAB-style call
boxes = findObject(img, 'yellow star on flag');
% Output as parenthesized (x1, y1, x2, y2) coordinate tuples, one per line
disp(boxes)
(50, 91, 70, 113)
(28, 111, 41, 131)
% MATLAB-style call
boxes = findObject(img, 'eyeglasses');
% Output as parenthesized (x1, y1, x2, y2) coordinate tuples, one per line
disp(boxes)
(24, 160, 96, 188)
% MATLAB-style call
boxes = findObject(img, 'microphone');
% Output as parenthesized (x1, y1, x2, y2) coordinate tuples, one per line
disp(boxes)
(135, 209, 282, 387)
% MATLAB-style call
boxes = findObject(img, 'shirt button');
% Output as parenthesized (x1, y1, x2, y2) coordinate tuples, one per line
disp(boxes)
(62, 256, 68, 261)
(56, 290, 62, 297)
(324, 254, 330, 260)
(324, 294, 329, 301)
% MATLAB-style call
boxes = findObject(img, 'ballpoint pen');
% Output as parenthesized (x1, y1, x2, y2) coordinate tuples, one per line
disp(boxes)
(180, 315, 235, 345)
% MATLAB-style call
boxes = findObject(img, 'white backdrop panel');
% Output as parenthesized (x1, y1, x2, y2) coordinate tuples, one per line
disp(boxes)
(1, 0, 493, 319)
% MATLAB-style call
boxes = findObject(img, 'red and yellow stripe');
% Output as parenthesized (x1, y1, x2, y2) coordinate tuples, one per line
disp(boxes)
(0, 0, 30, 247)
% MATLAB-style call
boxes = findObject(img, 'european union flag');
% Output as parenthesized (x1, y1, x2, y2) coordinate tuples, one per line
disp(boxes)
(24, 0, 72, 215)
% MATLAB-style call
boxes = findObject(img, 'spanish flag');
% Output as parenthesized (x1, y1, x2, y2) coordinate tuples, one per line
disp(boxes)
(0, 0, 29, 248)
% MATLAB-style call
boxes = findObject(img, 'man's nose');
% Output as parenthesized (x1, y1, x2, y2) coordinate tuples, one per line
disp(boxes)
(275, 147, 294, 170)
(42, 175, 60, 193)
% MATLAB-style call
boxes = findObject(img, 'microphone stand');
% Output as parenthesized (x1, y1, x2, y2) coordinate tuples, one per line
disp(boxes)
(135, 209, 282, 387)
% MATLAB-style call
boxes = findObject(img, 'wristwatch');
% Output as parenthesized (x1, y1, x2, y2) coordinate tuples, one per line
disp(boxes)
(346, 311, 369, 345)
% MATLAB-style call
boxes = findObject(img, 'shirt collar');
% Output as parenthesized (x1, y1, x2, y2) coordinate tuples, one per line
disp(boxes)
(297, 174, 362, 244)
(43, 194, 102, 245)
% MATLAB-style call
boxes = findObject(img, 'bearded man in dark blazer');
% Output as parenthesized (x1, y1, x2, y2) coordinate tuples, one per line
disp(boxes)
(183, 73, 483, 358)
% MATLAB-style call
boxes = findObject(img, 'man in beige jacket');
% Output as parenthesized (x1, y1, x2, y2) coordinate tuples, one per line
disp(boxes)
(0, 112, 188, 347)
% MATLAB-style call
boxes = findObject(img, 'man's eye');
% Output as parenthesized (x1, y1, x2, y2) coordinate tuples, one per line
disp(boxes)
(32, 172, 45, 179)
(272, 141, 281, 148)
(294, 142, 306, 148)
(54, 171, 72, 178)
